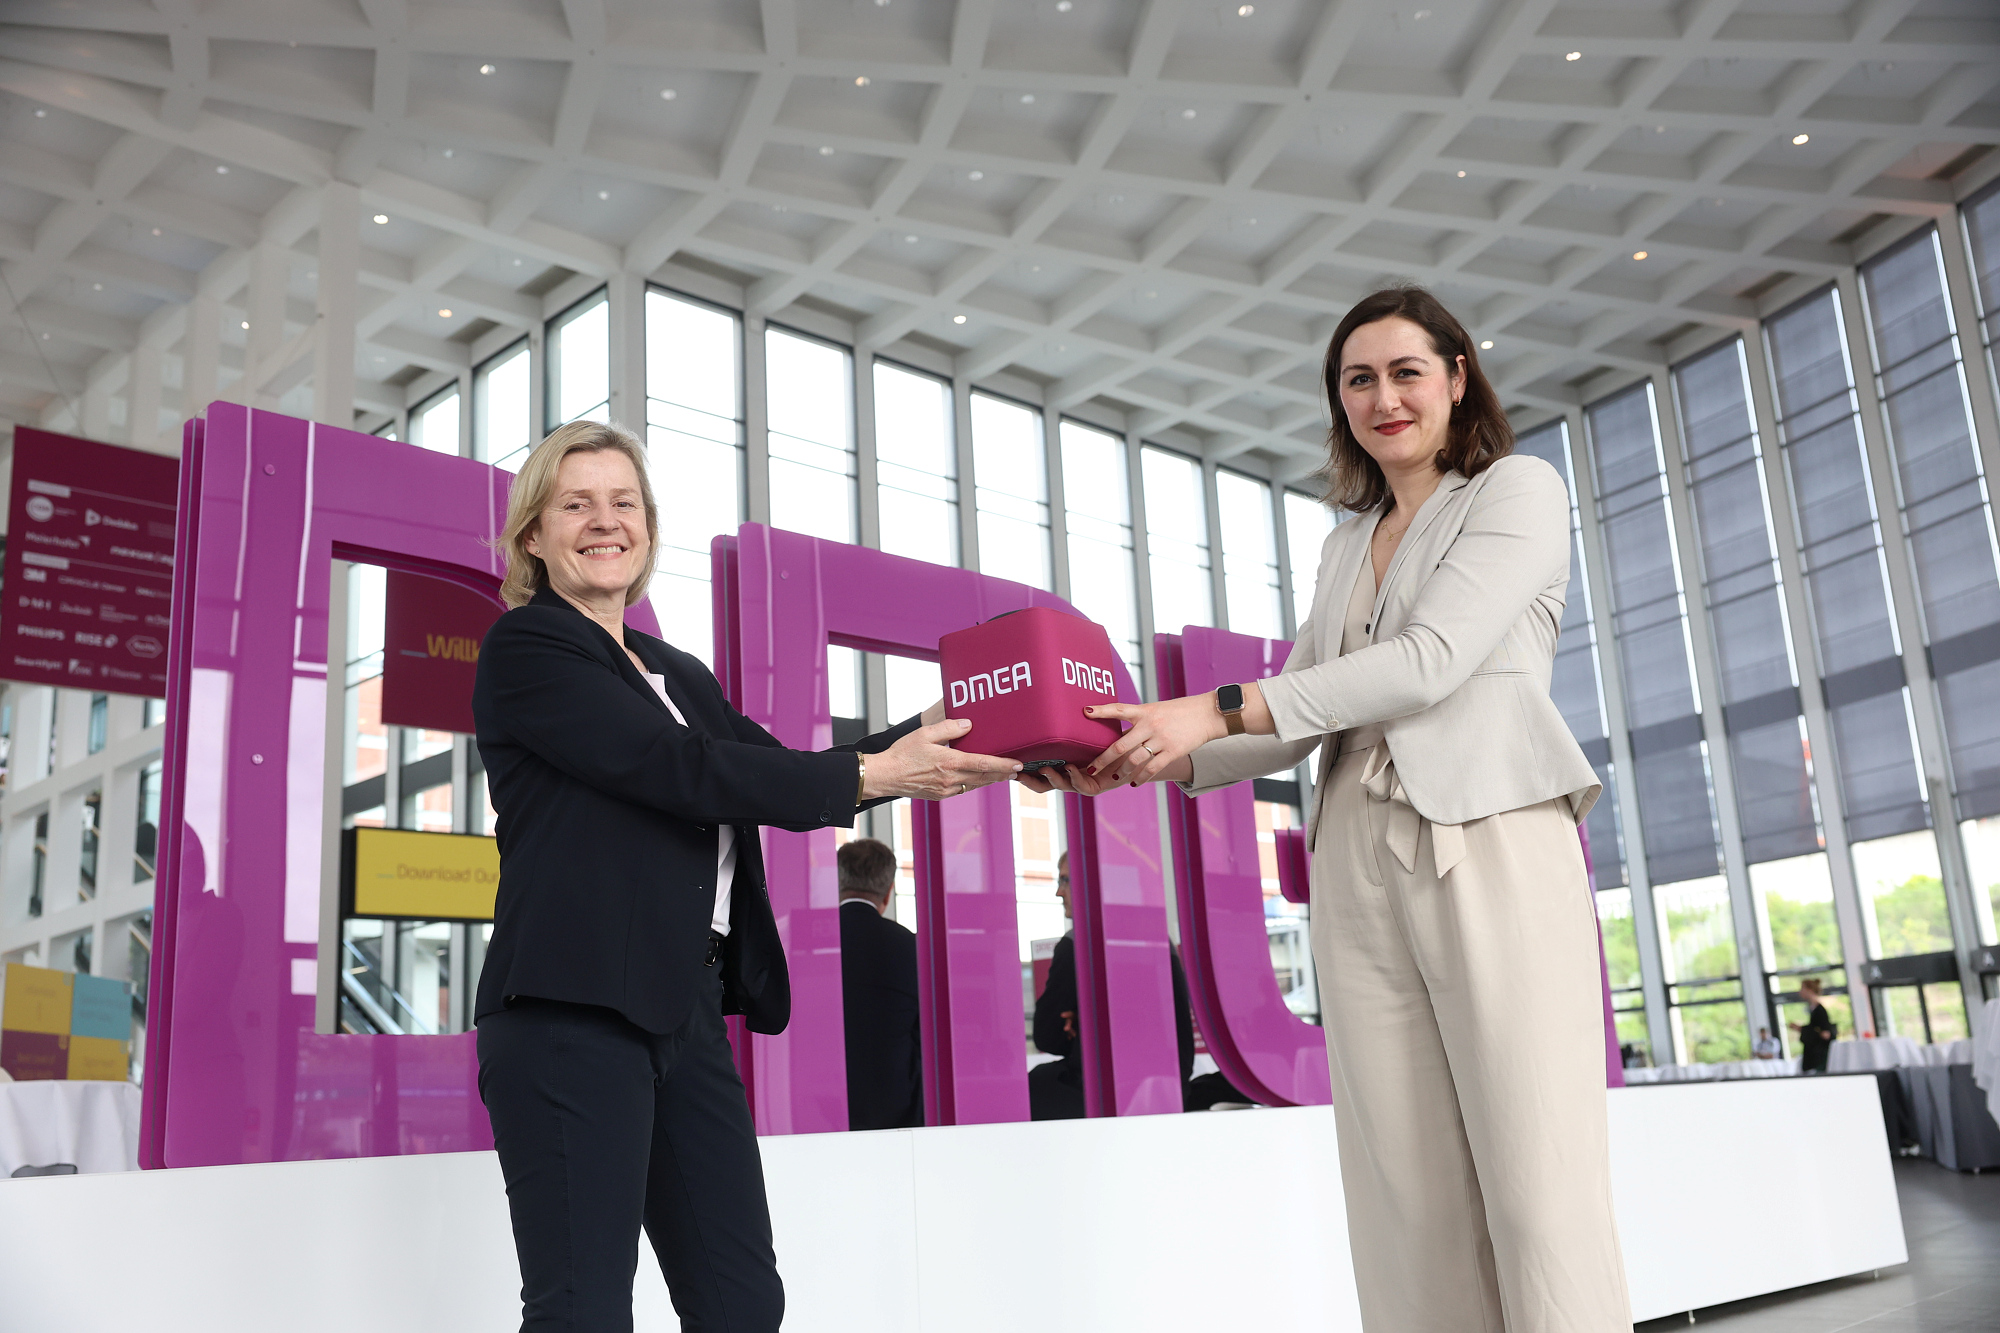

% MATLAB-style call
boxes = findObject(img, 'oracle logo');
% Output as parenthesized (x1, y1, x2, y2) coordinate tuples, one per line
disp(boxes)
(1062, 657, 1117, 696)
(948, 660, 1031, 708)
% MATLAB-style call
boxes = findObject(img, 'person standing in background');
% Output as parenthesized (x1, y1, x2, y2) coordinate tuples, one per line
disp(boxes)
(837, 838, 923, 1130)
(1790, 978, 1838, 1073)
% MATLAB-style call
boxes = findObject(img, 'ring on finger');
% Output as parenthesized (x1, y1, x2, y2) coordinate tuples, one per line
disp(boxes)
(1141, 743, 1157, 756)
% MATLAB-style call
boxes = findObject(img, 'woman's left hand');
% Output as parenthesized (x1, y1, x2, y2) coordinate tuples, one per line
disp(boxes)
(1078, 694, 1231, 787)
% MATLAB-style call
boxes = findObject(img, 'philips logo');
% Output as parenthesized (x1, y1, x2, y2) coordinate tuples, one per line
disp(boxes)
(949, 661, 1032, 709)
(1062, 658, 1117, 697)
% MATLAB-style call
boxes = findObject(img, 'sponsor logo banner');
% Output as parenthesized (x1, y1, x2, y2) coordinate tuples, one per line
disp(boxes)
(379, 569, 504, 736)
(1, 428, 177, 697)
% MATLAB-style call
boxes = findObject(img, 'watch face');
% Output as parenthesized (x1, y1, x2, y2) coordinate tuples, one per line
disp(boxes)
(1217, 683, 1244, 713)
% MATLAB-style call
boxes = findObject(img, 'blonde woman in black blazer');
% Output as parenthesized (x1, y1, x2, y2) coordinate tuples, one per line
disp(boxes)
(473, 420, 1019, 1332)
(1033, 289, 1631, 1331)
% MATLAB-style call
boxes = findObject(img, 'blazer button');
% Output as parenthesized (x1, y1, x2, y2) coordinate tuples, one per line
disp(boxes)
(818, 811, 832, 824)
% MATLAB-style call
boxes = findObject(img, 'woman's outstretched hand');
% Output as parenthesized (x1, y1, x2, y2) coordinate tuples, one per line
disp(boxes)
(1062, 685, 1271, 789)
(862, 718, 1021, 801)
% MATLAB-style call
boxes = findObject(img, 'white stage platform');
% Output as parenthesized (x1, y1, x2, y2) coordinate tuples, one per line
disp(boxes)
(0, 1077, 1904, 1331)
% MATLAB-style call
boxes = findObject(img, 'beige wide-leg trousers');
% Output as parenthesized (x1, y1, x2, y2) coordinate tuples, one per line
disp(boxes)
(1311, 740, 1631, 1333)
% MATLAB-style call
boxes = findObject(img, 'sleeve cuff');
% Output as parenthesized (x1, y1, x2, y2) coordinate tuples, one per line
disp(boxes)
(1259, 667, 1339, 745)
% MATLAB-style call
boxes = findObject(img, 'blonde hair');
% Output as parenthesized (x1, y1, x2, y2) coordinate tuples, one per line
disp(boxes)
(499, 420, 658, 609)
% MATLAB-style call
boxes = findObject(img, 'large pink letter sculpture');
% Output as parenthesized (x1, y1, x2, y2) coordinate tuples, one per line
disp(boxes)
(142, 405, 661, 1167)
(1157, 629, 1332, 1107)
(712, 526, 1184, 1131)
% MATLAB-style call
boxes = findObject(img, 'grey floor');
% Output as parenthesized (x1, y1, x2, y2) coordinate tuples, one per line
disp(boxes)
(1635, 1159, 1999, 1331)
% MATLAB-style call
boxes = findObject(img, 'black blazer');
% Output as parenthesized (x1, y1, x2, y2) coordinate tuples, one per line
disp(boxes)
(1032, 932, 1197, 1082)
(839, 899, 923, 1130)
(472, 587, 920, 1036)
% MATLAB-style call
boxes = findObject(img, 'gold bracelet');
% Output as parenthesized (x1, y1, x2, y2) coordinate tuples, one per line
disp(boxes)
(856, 752, 867, 805)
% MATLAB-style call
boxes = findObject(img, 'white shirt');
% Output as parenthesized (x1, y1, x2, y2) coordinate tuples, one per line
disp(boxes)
(643, 672, 734, 937)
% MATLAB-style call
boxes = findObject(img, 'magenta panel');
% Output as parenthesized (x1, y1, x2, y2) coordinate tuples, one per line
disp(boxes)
(1158, 628, 1332, 1110)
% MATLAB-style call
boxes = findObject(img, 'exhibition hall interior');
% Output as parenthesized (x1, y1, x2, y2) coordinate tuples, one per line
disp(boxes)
(0, 1, 1997, 1330)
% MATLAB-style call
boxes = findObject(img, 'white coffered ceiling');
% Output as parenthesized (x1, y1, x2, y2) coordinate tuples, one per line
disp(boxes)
(1, 0, 1997, 476)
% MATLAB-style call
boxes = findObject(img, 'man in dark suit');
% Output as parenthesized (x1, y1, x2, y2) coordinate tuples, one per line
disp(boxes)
(837, 838, 923, 1129)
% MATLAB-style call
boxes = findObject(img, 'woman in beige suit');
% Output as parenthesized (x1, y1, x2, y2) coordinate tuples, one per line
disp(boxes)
(1032, 286, 1631, 1331)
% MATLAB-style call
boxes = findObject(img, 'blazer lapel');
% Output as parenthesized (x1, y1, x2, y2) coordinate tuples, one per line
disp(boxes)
(1318, 510, 1376, 657)
(528, 586, 674, 717)
(1370, 473, 1467, 631)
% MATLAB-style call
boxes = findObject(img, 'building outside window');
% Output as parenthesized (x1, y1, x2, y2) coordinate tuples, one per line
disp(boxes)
(646, 289, 745, 665)
(29, 810, 46, 918)
(1140, 446, 1212, 638)
(971, 393, 1052, 591)
(547, 289, 610, 429)
(473, 339, 532, 472)
(134, 759, 161, 883)
(874, 360, 959, 568)
(79, 787, 101, 902)
(765, 327, 857, 544)
(1216, 470, 1284, 640)
(1060, 421, 1141, 679)
(87, 694, 107, 754)
(1283, 490, 1335, 634)
(409, 383, 461, 456)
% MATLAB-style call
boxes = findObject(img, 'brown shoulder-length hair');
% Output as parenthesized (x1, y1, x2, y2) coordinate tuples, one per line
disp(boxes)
(498, 420, 659, 609)
(1317, 285, 1511, 513)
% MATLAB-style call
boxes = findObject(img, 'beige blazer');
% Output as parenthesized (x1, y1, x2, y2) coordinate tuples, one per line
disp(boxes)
(1185, 453, 1601, 836)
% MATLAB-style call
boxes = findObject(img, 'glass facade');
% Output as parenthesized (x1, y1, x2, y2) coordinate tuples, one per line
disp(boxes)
(1216, 470, 1284, 639)
(409, 384, 460, 455)
(473, 340, 531, 472)
(765, 326, 857, 544)
(873, 361, 959, 568)
(971, 393, 1052, 590)
(546, 289, 610, 429)
(1061, 420, 1142, 679)
(1141, 446, 1212, 638)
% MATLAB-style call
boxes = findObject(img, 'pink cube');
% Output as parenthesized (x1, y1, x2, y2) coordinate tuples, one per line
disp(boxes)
(937, 607, 1126, 765)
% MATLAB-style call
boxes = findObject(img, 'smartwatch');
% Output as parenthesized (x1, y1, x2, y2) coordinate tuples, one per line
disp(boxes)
(1216, 683, 1247, 736)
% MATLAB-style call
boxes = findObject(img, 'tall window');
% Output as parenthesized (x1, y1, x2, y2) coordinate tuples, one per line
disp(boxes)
(1060, 421, 1141, 679)
(646, 289, 745, 666)
(1764, 287, 1937, 986)
(970, 393, 1051, 590)
(1140, 447, 1212, 637)
(1964, 180, 2000, 409)
(1671, 339, 1821, 865)
(1217, 471, 1284, 639)
(1515, 422, 1629, 892)
(409, 384, 461, 456)
(873, 361, 958, 567)
(1283, 490, 1335, 633)
(473, 340, 532, 472)
(1587, 383, 1722, 886)
(87, 694, 107, 754)
(547, 289, 610, 428)
(134, 758, 161, 884)
(765, 327, 856, 544)
(1861, 229, 2000, 825)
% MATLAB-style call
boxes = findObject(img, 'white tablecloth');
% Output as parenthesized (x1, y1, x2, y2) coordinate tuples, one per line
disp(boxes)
(1827, 1036, 1928, 1072)
(0, 1081, 142, 1178)
(1624, 1058, 1800, 1084)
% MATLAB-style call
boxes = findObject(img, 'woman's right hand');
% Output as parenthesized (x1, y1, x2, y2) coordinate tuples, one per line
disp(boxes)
(862, 718, 1022, 801)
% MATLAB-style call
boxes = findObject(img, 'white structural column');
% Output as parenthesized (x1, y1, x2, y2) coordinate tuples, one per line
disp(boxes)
(1936, 214, 2000, 491)
(127, 342, 164, 452)
(742, 312, 770, 528)
(854, 349, 881, 552)
(952, 376, 978, 573)
(1651, 367, 1769, 1041)
(1201, 458, 1229, 635)
(183, 289, 220, 419)
(1738, 330, 1875, 1024)
(313, 183, 360, 428)
(242, 243, 288, 407)
(1569, 405, 1675, 1061)
(1835, 270, 1987, 1018)
(607, 271, 645, 435)
(1126, 429, 1158, 699)
(1044, 404, 1072, 605)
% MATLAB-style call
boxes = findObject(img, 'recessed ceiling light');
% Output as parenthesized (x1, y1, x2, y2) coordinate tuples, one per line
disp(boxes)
(1456, 169, 1467, 178)
(1056, 0, 1072, 10)
(875, 0, 890, 6)
(151, 227, 161, 235)
(1791, 133, 1810, 145)
(373, 214, 389, 224)
(1182, 108, 1197, 119)
(1565, 50, 1582, 61)
(442, 148, 454, 158)
(34, 108, 46, 118)
(374, 356, 385, 363)
(513, 258, 523, 265)
(905, 234, 918, 243)
(1413, 8, 1430, 17)
(660, 88, 677, 100)
(1237, 3, 1254, 13)
(479, 63, 496, 74)
(240, 321, 250, 329)
(969, 170, 984, 181)
(855, 76, 870, 87)
(438, 308, 453, 318)
(952, 314, 967, 324)
(215, 164, 229, 174)
(1632, 250, 1648, 261)
(1479, 340, 1494, 350)
(92, 283, 102, 290)
(1020, 93, 1035, 104)
(819, 145, 834, 156)
(597, 189, 610, 199)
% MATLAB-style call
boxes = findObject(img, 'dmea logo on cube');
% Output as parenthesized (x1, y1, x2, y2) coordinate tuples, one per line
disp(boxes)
(938, 606, 1126, 766)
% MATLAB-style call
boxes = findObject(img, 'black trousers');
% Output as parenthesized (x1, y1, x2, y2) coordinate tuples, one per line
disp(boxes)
(476, 987, 783, 1333)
